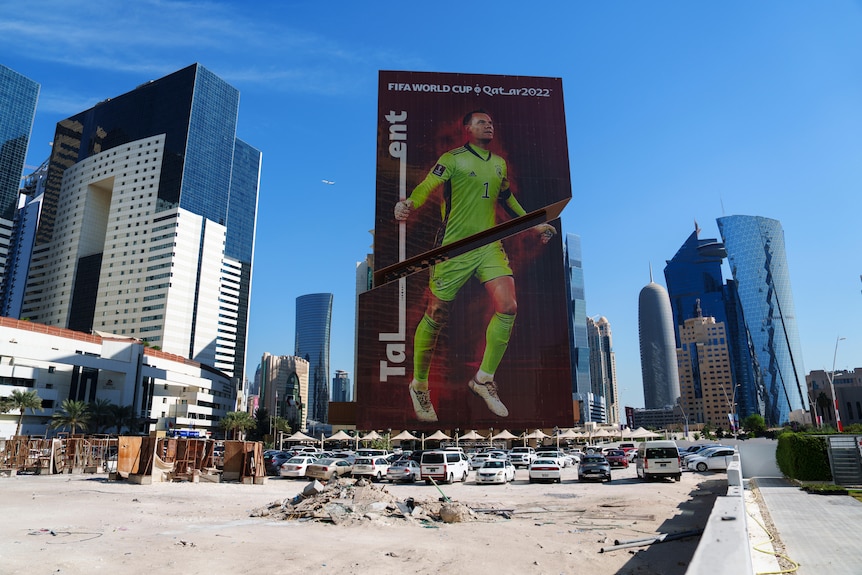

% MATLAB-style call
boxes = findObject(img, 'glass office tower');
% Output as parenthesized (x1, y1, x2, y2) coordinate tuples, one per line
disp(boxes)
(295, 293, 334, 423)
(718, 215, 807, 426)
(664, 227, 728, 343)
(0, 65, 40, 307)
(664, 226, 761, 421)
(564, 234, 595, 421)
(0, 65, 39, 221)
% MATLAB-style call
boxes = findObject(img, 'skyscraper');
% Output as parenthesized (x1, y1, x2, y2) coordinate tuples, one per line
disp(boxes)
(0, 65, 39, 297)
(587, 316, 619, 424)
(260, 352, 309, 435)
(664, 225, 761, 423)
(664, 225, 728, 343)
(718, 215, 807, 425)
(15, 64, 260, 382)
(564, 234, 595, 421)
(295, 293, 333, 423)
(638, 275, 681, 409)
(677, 304, 737, 429)
(331, 369, 351, 402)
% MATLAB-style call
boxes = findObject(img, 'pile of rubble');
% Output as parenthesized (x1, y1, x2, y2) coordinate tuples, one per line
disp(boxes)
(249, 477, 477, 525)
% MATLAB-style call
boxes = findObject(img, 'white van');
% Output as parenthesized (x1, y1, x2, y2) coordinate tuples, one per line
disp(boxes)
(636, 440, 681, 482)
(420, 450, 470, 484)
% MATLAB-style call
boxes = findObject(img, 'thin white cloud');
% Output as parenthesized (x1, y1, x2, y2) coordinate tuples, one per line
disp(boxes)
(0, 0, 422, 95)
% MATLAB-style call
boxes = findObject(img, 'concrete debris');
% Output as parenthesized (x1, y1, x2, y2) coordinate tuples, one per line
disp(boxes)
(249, 477, 477, 525)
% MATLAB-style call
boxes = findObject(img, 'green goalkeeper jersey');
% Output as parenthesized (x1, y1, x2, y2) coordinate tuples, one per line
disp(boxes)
(408, 143, 526, 246)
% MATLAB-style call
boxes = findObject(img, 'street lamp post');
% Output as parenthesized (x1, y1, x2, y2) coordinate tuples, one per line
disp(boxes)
(675, 399, 689, 440)
(828, 336, 846, 432)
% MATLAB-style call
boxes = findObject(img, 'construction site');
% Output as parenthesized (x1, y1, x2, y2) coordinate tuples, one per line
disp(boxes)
(0, 435, 264, 483)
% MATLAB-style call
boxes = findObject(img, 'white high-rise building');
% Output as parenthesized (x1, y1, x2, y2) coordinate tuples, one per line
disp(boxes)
(14, 64, 260, 383)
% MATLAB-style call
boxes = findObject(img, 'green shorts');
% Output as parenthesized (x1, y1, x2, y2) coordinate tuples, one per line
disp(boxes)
(429, 241, 512, 302)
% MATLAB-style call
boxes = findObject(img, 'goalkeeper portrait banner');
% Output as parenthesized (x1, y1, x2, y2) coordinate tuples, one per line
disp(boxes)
(357, 70, 573, 430)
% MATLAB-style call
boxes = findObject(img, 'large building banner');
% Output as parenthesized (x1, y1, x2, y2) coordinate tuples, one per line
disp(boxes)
(357, 71, 573, 430)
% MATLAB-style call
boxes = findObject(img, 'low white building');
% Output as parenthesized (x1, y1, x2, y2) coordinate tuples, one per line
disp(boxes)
(0, 317, 236, 439)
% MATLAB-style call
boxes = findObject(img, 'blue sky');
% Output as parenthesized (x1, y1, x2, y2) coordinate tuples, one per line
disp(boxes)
(2, 1, 860, 413)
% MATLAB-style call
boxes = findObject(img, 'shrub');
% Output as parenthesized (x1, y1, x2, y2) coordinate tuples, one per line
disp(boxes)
(776, 431, 832, 481)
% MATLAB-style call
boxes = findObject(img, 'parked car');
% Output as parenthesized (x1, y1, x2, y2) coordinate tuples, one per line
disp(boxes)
(509, 446, 537, 468)
(386, 459, 421, 483)
(278, 455, 319, 479)
(604, 449, 629, 468)
(329, 452, 357, 465)
(681, 445, 726, 466)
(475, 459, 516, 484)
(687, 447, 737, 472)
(535, 449, 570, 468)
(470, 450, 508, 470)
(579, 454, 612, 482)
(420, 450, 470, 484)
(636, 440, 682, 482)
(566, 449, 585, 464)
(356, 449, 390, 458)
(351, 456, 390, 481)
(528, 458, 562, 483)
(264, 451, 294, 475)
(305, 458, 354, 481)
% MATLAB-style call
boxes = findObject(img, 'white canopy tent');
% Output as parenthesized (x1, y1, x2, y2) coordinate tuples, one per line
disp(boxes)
(325, 430, 353, 442)
(390, 430, 419, 442)
(629, 427, 662, 439)
(284, 431, 317, 443)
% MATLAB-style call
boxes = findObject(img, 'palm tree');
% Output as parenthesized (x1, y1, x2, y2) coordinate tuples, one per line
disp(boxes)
(108, 404, 137, 435)
(220, 411, 255, 440)
(6, 389, 44, 436)
(50, 399, 91, 435)
(87, 398, 114, 434)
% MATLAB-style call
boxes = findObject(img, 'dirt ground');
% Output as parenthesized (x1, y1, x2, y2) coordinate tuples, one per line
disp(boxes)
(0, 464, 729, 575)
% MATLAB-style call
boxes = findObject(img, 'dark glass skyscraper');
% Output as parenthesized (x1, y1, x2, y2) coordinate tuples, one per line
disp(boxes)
(664, 226, 761, 422)
(638, 277, 680, 409)
(0, 64, 39, 221)
(0, 65, 40, 307)
(564, 234, 594, 421)
(295, 293, 333, 423)
(718, 215, 807, 425)
(664, 226, 728, 343)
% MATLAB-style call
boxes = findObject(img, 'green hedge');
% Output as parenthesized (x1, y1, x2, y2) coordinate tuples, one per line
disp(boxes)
(775, 432, 832, 481)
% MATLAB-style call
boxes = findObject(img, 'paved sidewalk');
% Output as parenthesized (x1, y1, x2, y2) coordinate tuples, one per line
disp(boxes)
(754, 477, 862, 574)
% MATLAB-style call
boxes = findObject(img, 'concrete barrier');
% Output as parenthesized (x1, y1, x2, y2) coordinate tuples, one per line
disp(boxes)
(686, 454, 753, 575)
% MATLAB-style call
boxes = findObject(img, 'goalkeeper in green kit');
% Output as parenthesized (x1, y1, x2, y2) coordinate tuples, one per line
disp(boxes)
(394, 110, 556, 422)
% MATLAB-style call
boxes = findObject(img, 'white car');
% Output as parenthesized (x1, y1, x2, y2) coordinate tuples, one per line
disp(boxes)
(475, 460, 516, 484)
(528, 458, 563, 483)
(351, 456, 390, 481)
(470, 450, 508, 470)
(509, 446, 537, 468)
(535, 449, 569, 468)
(687, 448, 737, 472)
(279, 455, 318, 478)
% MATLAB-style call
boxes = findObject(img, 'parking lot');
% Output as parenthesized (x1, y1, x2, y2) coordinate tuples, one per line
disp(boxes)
(0, 457, 726, 575)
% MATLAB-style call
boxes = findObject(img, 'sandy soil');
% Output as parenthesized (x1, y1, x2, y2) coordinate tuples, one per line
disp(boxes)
(0, 465, 728, 575)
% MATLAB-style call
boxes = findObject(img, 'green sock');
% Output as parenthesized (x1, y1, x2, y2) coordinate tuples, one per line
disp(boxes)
(413, 313, 442, 385)
(480, 312, 515, 375)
